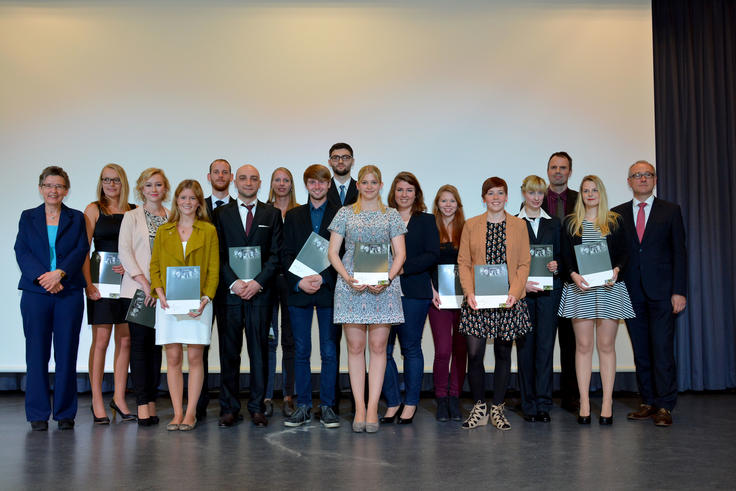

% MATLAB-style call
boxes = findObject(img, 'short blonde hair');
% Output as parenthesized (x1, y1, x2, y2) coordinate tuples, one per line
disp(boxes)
(135, 168, 170, 203)
(520, 175, 547, 194)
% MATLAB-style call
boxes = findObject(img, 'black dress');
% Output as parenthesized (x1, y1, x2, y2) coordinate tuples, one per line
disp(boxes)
(87, 204, 136, 325)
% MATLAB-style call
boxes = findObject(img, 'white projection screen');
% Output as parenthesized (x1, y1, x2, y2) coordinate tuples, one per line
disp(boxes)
(0, 0, 654, 373)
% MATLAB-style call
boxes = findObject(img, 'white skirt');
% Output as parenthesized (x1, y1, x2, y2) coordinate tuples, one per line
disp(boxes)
(155, 301, 213, 345)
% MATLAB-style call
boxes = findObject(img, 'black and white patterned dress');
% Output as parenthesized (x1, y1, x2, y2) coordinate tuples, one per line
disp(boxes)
(458, 221, 532, 341)
(558, 220, 635, 319)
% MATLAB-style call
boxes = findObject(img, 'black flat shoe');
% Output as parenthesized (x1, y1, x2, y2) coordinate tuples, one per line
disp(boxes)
(90, 406, 110, 425)
(58, 419, 75, 430)
(536, 411, 551, 423)
(577, 414, 591, 425)
(110, 400, 136, 422)
(137, 417, 154, 427)
(30, 421, 48, 431)
(380, 404, 403, 424)
(599, 415, 614, 425)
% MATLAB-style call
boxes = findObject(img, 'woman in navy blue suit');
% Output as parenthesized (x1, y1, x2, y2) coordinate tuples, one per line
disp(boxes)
(14, 166, 89, 431)
(381, 172, 440, 424)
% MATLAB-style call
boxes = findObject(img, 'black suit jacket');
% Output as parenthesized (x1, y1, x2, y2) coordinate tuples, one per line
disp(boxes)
(326, 177, 358, 208)
(611, 198, 687, 301)
(213, 200, 283, 306)
(560, 215, 628, 284)
(400, 212, 440, 299)
(542, 188, 579, 217)
(205, 195, 235, 219)
(281, 201, 340, 308)
(517, 213, 563, 290)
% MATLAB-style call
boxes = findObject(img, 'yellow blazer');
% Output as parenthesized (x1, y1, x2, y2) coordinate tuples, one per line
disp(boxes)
(149, 219, 219, 300)
(457, 211, 531, 300)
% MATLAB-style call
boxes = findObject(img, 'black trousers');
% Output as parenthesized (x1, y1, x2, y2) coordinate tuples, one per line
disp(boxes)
(129, 321, 162, 407)
(218, 301, 270, 416)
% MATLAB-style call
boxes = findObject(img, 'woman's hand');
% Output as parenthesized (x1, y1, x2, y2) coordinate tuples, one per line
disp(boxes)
(546, 260, 558, 273)
(505, 294, 518, 308)
(37, 270, 63, 293)
(525, 281, 543, 293)
(134, 275, 155, 306)
(467, 294, 478, 310)
(347, 276, 368, 292)
(156, 288, 169, 309)
(367, 283, 387, 294)
(606, 267, 620, 285)
(188, 296, 209, 318)
(571, 272, 590, 291)
(85, 284, 102, 301)
(112, 264, 125, 275)
(432, 287, 441, 309)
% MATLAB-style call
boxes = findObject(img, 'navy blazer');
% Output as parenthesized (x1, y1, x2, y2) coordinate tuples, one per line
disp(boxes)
(213, 200, 283, 306)
(560, 214, 628, 284)
(15, 203, 89, 293)
(326, 178, 358, 208)
(517, 213, 563, 290)
(399, 212, 440, 299)
(281, 201, 340, 308)
(611, 198, 687, 301)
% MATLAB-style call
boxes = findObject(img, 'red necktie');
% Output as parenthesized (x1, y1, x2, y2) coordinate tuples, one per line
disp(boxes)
(636, 202, 646, 242)
(244, 204, 254, 236)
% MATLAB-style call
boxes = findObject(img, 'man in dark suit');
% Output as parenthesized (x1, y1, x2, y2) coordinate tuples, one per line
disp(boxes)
(281, 164, 342, 428)
(214, 164, 283, 428)
(197, 158, 235, 420)
(540, 151, 580, 413)
(612, 160, 687, 427)
(326, 142, 358, 208)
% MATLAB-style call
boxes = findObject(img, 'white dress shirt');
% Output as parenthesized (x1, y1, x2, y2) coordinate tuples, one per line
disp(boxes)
(632, 194, 655, 227)
(518, 206, 552, 237)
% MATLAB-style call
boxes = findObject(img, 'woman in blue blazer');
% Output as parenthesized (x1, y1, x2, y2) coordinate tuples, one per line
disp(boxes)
(381, 172, 440, 424)
(14, 166, 89, 431)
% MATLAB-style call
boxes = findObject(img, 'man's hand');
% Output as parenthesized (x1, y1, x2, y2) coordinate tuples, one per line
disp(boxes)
(298, 275, 322, 294)
(672, 294, 686, 314)
(240, 280, 262, 300)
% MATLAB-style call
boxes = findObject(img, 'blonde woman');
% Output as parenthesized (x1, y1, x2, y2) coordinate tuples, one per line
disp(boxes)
(82, 164, 136, 424)
(328, 165, 406, 433)
(558, 175, 634, 425)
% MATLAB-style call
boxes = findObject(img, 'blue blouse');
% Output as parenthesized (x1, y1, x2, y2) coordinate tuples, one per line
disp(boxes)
(47, 225, 58, 270)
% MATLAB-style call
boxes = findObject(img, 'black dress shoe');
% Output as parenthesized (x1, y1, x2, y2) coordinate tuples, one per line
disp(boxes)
(536, 411, 551, 423)
(523, 413, 537, 422)
(58, 419, 75, 430)
(599, 415, 613, 425)
(380, 404, 403, 424)
(30, 421, 48, 431)
(91, 406, 110, 425)
(110, 400, 136, 422)
(577, 414, 591, 425)
(218, 413, 238, 427)
(251, 412, 268, 427)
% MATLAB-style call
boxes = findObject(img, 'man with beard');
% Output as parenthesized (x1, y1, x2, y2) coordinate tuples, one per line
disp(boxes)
(197, 158, 235, 420)
(326, 142, 358, 208)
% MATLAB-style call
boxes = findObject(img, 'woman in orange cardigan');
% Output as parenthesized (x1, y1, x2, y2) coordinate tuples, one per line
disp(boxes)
(150, 180, 219, 431)
(457, 177, 531, 430)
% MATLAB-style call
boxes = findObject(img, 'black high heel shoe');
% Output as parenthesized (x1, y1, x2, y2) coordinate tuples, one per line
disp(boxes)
(577, 413, 591, 425)
(90, 406, 110, 425)
(397, 406, 416, 425)
(599, 415, 614, 425)
(137, 417, 153, 427)
(110, 400, 137, 422)
(380, 404, 403, 424)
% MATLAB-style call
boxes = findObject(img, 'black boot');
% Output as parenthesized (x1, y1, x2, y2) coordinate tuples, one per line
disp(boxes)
(436, 397, 450, 422)
(448, 396, 462, 421)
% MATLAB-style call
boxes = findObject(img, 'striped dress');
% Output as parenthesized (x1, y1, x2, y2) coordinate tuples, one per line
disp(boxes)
(558, 220, 635, 320)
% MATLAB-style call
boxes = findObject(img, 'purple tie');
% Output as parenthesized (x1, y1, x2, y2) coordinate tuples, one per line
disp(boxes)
(636, 202, 646, 242)
(244, 204, 254, 236)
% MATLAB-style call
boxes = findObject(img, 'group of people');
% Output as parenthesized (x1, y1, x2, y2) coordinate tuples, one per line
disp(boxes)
(14, 144, 687, 433)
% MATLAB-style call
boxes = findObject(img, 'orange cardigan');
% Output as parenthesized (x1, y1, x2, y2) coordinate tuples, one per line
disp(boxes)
(457, 211, 531, 300)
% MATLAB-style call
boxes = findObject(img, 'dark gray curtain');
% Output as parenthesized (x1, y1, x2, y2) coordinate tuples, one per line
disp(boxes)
(652, 0, 736, 390)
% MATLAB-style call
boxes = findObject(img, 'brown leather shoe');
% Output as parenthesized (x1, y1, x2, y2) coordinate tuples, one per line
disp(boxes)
(218, 413, 237, 427)
(627, 404, 657, 420)
(653, 408, 673, 427)
(252, 412, 268, 427)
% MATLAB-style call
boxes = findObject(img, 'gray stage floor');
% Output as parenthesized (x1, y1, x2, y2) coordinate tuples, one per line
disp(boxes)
(1, 392, 734, 490)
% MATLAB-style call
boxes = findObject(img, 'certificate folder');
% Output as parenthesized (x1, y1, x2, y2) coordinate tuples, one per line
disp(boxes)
(474, 264, 508, 309)
(165, 266, 200, 314)
(353, 242, 389, 286)
(529, 244, 554, 290)
(124, 289, 155, 328)
(229, 246, 261, 282)
(90, 251, 122, 298)
(574, 239, 613, 287)
(289, 232, 331, 278)
(437, 264, 463, 309)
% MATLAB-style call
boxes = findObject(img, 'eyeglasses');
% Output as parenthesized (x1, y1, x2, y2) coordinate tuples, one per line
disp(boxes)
(329, 155, 353, 162)
(41, 184, 66, 190)
(101, 177, 122, 184)
(629, 172, 655, 179)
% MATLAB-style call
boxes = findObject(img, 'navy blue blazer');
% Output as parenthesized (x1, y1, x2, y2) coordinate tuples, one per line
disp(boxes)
(517, 213, 563, 290)
(282, 201, 340, 308)
(560, 214, 628, 284)
(213, 200, 283, 306)
(15, 203, 89, 293)
(399, 212, 440, 299)
(611, 198, 687, 301)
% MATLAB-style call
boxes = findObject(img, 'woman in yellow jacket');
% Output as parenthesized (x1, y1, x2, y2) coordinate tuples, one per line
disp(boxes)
(150, 180, 219, 431)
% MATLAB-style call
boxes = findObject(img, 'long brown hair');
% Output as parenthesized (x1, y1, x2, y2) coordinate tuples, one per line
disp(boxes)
(567, 175, 619, 237)
(433, 184, 465, 248)
(388, 171, 427, 215)
(168, 180, 210, 224)
(267, 167, 298, 212)
(96, 163, 132, 215)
